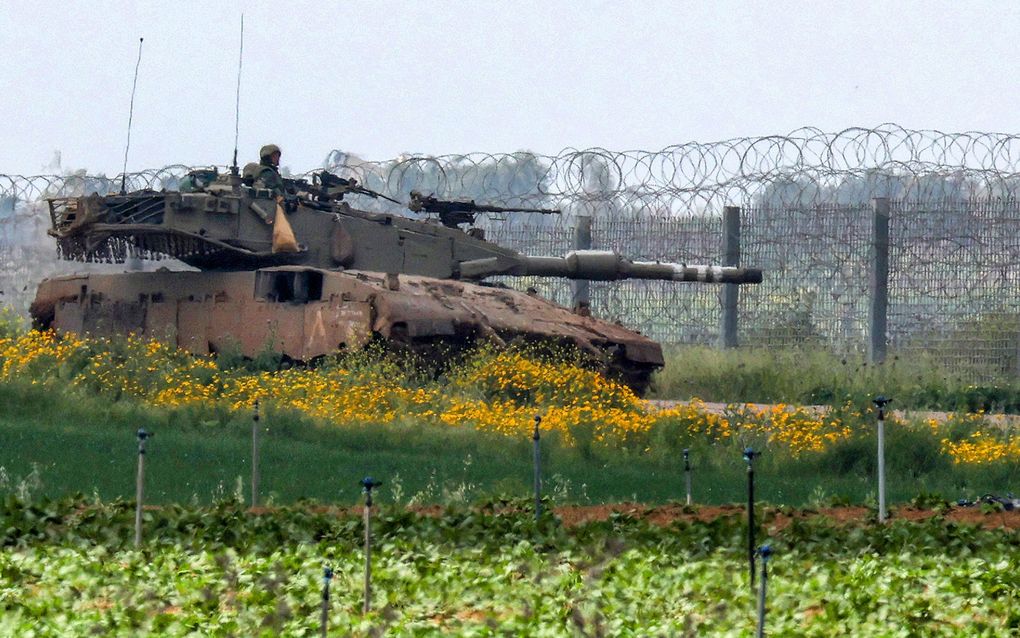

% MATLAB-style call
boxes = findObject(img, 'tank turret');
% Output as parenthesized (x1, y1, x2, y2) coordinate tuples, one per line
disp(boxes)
(45, 169, 762, 284)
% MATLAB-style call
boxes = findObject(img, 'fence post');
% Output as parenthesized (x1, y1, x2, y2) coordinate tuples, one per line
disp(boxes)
(320, 565, 333, 638)
(251, 399, 260, 508)
(360, 476, 381, 614)
(756, 545, 773, 638)
(743, 447, 759, 588)
(869, 198, 890, 364)
(873, 396, 891, 523)
(532, 415, 543, 520)
(571, 215, 592, 315)
(720, 206, 741, 348)
(683, 448, 692, 506)
(134, 428, 152, 548)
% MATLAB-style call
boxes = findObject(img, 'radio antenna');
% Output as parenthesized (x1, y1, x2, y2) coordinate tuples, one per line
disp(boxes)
(231, 14, 244, 175)
(121, 37, 144, 195)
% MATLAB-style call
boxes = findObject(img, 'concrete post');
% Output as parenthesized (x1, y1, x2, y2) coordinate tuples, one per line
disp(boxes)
(869, 198, 890, 364)
(721, 206, 741, 348)
(571, 216, 592, 315)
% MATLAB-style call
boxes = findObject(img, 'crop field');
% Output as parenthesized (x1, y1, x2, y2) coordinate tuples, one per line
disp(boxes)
(0, 318, 1018, 635)
(2, 498, 1019, 636)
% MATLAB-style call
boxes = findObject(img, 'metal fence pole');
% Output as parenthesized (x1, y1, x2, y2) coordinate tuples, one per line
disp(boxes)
(756, 545, 772, 638)
(533, 415, 543, 520)
(720, 206, 741, 348)
(869, 198, 890, 364)
(320, 565, 333, 637)
(251, 399, 260, 508)
(683, 448, 692, 506)
(743, 447, 759, 588)
(360, 477, 381, 614)
(571, 216, 592, 315)
(134, 428, 152, 548)
(873, 396, 891, 522)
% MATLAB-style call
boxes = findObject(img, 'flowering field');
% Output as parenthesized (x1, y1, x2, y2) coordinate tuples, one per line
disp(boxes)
(0, 327, 1017, 468)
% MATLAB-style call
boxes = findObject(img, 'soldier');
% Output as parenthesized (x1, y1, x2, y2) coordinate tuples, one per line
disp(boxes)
(253, 144, 285, 195)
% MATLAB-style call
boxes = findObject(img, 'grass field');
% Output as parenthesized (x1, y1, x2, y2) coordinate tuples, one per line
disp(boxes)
(654, 345, 1020, 413)
(0, 323, 1017, 507)
(0, 379, 1016, 508)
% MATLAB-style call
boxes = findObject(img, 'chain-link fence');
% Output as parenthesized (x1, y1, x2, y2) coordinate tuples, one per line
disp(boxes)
(4, 126, 1020, 377)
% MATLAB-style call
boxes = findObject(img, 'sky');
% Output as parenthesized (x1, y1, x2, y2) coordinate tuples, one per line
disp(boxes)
(1, 1, 1018, 176)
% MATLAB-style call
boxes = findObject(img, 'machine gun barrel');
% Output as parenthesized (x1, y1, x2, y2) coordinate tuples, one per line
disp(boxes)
(460, 203, 560, 215)
(458, 250, 763, 284)
(408, 191, 559, 216)
(295, 171, 403, 206)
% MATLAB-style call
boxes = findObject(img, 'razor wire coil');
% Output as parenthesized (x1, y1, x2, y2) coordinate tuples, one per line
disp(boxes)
(4, 125, 1020, 377)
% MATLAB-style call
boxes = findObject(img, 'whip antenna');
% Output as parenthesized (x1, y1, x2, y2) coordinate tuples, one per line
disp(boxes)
(121, 37, 144, 195)
(231, 14, 244, 175)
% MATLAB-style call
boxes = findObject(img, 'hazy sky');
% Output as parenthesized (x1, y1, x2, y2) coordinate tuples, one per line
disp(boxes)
(1, 1, 1017, 176)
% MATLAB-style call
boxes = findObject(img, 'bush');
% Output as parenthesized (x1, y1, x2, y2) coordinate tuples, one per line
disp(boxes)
(653, 345, 1020, 413)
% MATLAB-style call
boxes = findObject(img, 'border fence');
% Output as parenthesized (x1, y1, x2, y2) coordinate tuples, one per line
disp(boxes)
(4, 125, 1020, 378)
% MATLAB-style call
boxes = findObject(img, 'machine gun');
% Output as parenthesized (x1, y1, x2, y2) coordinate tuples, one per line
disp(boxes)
(290, 171, 403, 207)
(408, 191, 560, 228)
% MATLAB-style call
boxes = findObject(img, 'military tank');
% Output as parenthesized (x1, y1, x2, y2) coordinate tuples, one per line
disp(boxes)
(31, 168, 762, 393)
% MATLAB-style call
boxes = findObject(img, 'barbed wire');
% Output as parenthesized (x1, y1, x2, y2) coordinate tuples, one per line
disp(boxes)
(4, 126, 1020, 377)
(4, 126, 1020, 215)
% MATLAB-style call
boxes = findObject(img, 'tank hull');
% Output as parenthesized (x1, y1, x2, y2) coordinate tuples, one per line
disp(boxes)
(30, 267, 664, 393)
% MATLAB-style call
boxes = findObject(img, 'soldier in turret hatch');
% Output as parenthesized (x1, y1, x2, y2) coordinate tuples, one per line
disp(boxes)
(245, 144, 285, 195)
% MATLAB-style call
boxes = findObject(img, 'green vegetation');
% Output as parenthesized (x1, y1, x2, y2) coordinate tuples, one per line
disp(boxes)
(1, 497, 1017, 636)
(0, 322, 1016, 635)
(654, 345, 1020, 412)
(0, 319, 1015, 506)
(0, 381, 1016, 507)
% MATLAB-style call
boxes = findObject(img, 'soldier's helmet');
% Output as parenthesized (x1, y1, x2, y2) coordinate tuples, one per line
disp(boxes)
(241, 162, 261, 186)
(259, 144, 281, 160)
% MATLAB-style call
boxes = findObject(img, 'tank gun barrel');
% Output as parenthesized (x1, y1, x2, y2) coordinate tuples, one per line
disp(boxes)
(458, 249, 763, 284)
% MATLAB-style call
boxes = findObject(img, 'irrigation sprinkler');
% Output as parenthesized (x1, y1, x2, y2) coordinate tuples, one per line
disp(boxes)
(743, 447, 760, 588)
(683, 448, 692, 506)
(134, 428, 152, 548)
(320, 565, 333, 638)
(251, 399, 260, 507)
(873, 396, 892, 523)
(360, 476, 382, 614)
(533, 415, 543, 520)
(755, 545, 773, 638)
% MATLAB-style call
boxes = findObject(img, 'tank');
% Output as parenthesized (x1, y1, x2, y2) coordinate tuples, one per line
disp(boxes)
(31, 169, 763, 393)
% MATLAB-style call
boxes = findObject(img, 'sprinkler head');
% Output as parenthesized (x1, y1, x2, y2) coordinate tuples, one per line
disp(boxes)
(136, 428, 152, 441)
(323, 565, 334, 582)
(360, 476, 382, 492)
(683, 448, 690, 459)
(872, 396, 892, 409)
(758, 544, 773, 561)
(743, 447, 760, 464)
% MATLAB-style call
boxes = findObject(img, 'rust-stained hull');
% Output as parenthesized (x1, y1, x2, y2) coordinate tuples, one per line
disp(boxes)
(30, 267, 664, 393)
